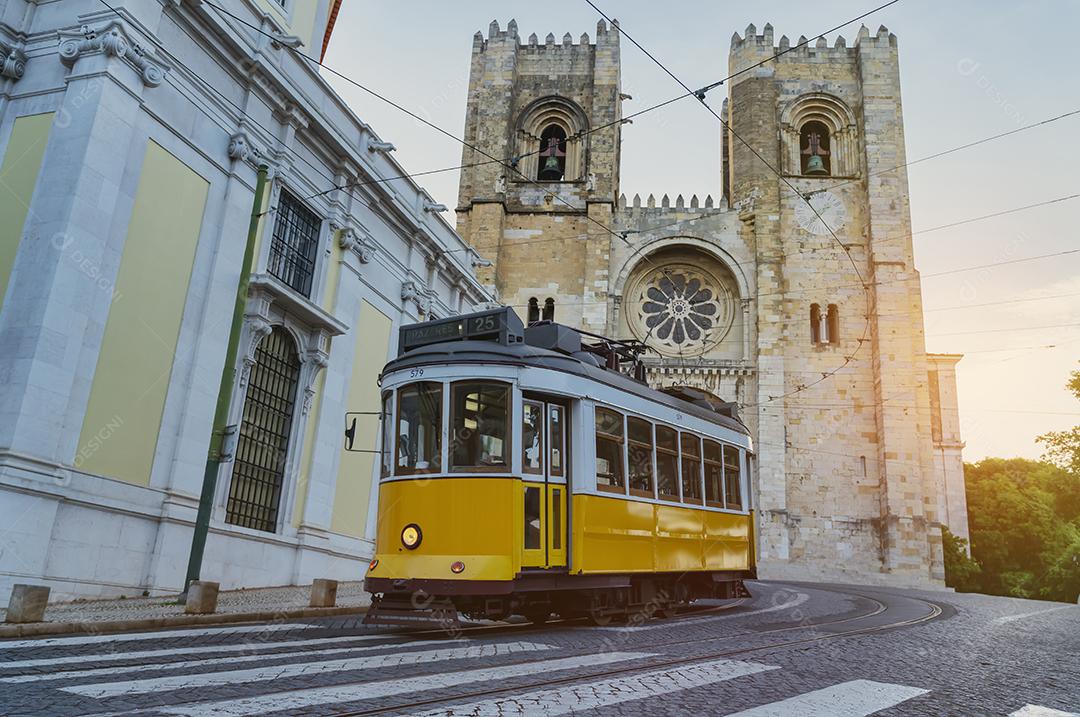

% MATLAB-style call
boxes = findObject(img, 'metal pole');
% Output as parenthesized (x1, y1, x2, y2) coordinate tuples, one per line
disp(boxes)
(181, 163, 270, 599)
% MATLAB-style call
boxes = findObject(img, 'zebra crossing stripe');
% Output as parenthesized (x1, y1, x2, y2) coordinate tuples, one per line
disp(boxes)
(0, 638, 465, 684)
(150, 652, 656, 717)
(723, 679, 928, 716)
(598, 592, 811, 632)
(61, 641, 556, 698)
(0, 631, 399, 671)
(402, 658, 778, 716)
(0, 622, 317, 650)
(1009, 706, 1079, 717)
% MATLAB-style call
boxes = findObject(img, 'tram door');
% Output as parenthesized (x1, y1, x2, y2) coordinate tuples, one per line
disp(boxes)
(521, 399, 568, 569)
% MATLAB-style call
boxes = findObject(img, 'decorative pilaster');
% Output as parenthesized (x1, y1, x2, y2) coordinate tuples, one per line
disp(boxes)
(57, 21, 169, 88)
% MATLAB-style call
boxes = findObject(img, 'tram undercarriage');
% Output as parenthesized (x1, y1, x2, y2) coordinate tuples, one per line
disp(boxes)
(364, 571, 754, 627)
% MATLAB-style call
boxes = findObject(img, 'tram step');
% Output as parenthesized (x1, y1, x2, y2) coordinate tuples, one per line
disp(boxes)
(363, 594, 461, 629)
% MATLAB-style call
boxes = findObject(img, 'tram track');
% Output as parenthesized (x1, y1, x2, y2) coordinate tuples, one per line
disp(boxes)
(324, 586, 943, 717)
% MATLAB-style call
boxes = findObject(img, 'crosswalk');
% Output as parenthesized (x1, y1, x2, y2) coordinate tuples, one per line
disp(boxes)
(0, 621, 1072, 716)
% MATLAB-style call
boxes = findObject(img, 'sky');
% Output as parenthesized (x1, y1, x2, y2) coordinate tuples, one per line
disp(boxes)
(322, 0, 1080, 462)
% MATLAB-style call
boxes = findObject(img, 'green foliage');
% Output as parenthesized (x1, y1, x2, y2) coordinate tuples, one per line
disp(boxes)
(1036, 368, 1080, 475)
(941, 527, 980, 591)
(958, 457, 1080, 603)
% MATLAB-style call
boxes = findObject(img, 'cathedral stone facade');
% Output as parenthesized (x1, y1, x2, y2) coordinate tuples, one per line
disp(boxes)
(454, 19, 968, 587)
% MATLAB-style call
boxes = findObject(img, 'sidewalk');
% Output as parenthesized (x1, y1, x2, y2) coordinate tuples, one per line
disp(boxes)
(0, 582, 370, 639)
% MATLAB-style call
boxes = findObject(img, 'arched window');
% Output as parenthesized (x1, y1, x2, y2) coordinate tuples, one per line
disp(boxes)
(827, 304, 840, 344)
(543, 297, 555, 321)
(538, 125, 567, 181)
(810, 303, 822, 344)
(226, 327, 301, 533)
(780, 93, 857, 177)
(527, 297, 540, 324)
(800, 120, 831, 176)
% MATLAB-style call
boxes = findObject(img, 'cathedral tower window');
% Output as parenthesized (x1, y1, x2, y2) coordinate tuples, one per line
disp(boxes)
(514, 96, 588, 183)
(780, 93, 859, 178)
(543, 297, 555, 321)
(528, 297, 540, 324)
(827, 304, 840, 344)
(268, 189, 321, 298)
(800, 120, 831, 176)
(811, 303, 840, 345)
(538, 125, 567, 181)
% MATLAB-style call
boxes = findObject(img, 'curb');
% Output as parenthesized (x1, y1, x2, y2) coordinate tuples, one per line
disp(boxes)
(0, 604, 369, 639)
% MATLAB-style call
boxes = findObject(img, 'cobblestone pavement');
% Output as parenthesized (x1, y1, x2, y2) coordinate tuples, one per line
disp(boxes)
(0, 581, 1076, 716)
(0, 582, 370, 625)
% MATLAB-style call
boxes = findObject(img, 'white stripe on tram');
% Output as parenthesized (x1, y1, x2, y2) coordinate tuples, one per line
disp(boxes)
(597, 591, 810, 631)
(1009, 706, 1079, 717)
(146, 652, 657, 717)
(0, 622, 318, 650)
(0, 631, 401, 670)
(724, 679, 929, 716)
(0, 638, 465, 684)
(62, 641, 556, 698)
(402, 658, 778, 716)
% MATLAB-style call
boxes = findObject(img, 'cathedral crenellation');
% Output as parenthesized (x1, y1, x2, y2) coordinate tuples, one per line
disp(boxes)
(455, 17, 967, 588)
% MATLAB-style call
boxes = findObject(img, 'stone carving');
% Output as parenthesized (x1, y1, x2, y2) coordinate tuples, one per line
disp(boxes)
(626, 262, 735, 357)
(400, 281, 419, 303)
(0, 44, 26, 81)
(58, 21, 168, 88)
(227, 133, 257, 163)
(337, 227, 375, 263)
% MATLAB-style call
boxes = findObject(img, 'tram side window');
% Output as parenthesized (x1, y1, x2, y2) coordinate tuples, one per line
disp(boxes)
(380, 392, 393, 478)
(680, 433, 703, 504)
(595, 407, 625, 493)
(549, 406, 566, 478)
(451, 382, 510, 470)
(627, 417, 655, 498)
(724, 445, 743, 509)
(703, 440, 724, 508)
(396, 382, 442, 474)
(656, 425, 679, 501)
(522, 400, 544, 475)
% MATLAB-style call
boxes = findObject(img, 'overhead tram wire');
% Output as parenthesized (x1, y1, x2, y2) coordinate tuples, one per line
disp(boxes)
(200, 0, 901, 236)
(816, 107, 1080, 195)
(585, 0, 882, 404)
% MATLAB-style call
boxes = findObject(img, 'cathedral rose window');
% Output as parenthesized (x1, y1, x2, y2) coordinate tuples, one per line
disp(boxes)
(625, 256, 736, 357)
(642, 273, 719, 345)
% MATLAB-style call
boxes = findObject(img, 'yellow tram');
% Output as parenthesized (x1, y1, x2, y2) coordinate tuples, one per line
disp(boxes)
(364, 307, 755, 625)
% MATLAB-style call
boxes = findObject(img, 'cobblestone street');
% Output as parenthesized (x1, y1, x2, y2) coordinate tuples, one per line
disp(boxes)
(1, 582, 1076, 716)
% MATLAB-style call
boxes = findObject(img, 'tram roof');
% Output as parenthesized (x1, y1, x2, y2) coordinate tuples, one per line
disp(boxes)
(382, 339, 750, 437)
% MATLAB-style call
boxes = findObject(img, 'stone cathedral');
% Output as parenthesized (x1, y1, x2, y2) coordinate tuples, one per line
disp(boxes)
(454, 18, 968, 587)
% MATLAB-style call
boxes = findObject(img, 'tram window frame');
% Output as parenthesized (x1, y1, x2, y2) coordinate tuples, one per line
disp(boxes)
(449, 381, 512, 472)
(703, 439, 724, 508)
(380, 391, 393, 478)
(522, 399, 544, 476)
(627, 416, 655, 498)
(724, 444, 743, 509)
(655, 425, 680, 502)
(680, 433, 704, 505)
(395, 381, 443, 475)
(549, 405, 566, 479)
(594, 407, 626, 494)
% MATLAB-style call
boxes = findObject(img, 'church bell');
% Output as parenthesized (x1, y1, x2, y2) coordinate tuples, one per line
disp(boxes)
(540, 154, 563, 181)
(804, 154, 828, 176)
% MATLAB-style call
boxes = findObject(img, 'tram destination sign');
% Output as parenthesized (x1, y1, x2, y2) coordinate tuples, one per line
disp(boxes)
(399, 307, 524, 354)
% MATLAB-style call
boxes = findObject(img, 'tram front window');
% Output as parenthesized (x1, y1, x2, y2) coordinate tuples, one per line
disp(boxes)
(396, 382, 442, 474)
(451, 382, 510, 470)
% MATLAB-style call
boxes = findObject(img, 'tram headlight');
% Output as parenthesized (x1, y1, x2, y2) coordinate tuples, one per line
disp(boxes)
(401, 523, 422, 550)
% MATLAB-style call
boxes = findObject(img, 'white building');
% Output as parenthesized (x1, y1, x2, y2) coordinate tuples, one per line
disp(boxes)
(0, 0, 492, 602)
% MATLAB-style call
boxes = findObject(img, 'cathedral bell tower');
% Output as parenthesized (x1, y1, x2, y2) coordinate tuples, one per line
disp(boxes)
(456, 19, 623, 331)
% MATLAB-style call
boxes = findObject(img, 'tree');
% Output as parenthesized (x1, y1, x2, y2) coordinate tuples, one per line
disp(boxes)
(941, 527, 980, 592)
(961, 458, 1080, 603)
(1037, 368, 1080, 474)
